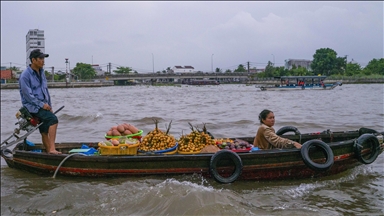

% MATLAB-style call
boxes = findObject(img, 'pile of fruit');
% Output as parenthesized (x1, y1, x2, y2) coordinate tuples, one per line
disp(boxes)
(216, 138, 251, 150)
(105, 123, 140, 136)
(178, 123, 216, 153)
(99, 137, 139, 146)
(139, 119, 177, 152)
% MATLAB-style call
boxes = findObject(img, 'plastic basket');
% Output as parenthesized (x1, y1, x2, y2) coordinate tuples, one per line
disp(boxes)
(98, 143, 139, 155)
(105, 130, 143, 140)
(163, 149, 177, 155)
(177, 150, 201, 154)
(154, 143, 178, 153)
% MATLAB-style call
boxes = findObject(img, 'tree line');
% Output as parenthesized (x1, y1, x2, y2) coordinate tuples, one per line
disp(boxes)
(5, 48, 383, 82)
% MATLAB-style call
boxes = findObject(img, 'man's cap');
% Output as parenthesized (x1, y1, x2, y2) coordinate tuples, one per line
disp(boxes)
(29, 49, 49, 59)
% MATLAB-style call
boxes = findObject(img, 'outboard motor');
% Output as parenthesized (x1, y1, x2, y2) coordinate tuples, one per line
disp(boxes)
(14, 107, 41, 134)
(1, 106, 64, 151)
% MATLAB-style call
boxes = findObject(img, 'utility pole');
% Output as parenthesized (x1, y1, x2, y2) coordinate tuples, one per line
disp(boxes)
(271, 54, 275, 66)
(247, 61, 250, 73)
(345, 55, 348, 75)
(65, 58, 69, 87)
(152, 53, 154, 73)
(109, 62, 112, 73)
(51, 67, 54, 82)
(211, 54, 214, 72)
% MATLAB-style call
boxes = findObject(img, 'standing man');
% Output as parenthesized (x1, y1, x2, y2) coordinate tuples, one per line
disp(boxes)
(19, 49, 61, 154)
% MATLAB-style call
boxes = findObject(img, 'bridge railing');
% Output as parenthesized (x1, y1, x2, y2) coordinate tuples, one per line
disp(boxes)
(95, 72, 250, 79)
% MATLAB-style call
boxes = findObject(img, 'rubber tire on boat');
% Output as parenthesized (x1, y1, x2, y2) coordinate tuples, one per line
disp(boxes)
(353, 134, 380, 164)
(301, 139, 334, 172)
(260, 87, 266, 91)
(358, 127, 378, 136)
(210, 150, 243, 184)
(1, 149, 13, 159)
(276, 126, 301, 136)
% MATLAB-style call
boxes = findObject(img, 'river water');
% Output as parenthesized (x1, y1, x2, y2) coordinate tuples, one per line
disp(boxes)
(1, 84, 383, 215)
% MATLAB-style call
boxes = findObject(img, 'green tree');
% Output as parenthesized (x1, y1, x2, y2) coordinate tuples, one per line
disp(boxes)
(264, 61, 275, 77)
(225, 69, 232, 73)
(72, 63, 96, 80)
(345, 62, 362, 76)
(363, 58, 384, 75)
(113, 66, 132, 74)
(7, 66, 20, 71)
(291, 65, 310, 76)
(215, 68, 222, 73)
(311, 48, 345, 76)
(275, 66, 290, 77)
(234, 64, 247, 72)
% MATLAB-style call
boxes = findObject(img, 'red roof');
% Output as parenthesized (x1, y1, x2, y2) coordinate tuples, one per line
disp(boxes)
(1, 70, 12, 79)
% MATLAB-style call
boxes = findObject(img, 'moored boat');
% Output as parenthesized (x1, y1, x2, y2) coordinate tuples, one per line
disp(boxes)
(2, 127, 382, 184)
(258, 76, 342, 91)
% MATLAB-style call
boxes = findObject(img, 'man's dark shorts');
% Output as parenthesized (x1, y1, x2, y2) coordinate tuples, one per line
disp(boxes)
(31, 108, 58, 133)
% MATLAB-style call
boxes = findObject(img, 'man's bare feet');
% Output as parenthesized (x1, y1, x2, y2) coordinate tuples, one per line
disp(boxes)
(47, 150, 62, 154)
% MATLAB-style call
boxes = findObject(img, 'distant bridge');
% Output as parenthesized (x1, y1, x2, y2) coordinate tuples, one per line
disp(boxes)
(94, 72, 250, 81)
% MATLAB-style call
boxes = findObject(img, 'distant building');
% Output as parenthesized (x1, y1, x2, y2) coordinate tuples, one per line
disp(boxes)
(285, 59, 312, 70)
(92, 64, 105, 76)
(172, 66, 195, 73)
(26, 29, 46, 66)
(1, 69, 13, 79)
(248, 68, 265, 73)
(1, 66, 6, 71)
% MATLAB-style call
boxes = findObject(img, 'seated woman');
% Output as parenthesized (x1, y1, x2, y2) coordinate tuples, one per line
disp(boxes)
(254, 109, 302, 149)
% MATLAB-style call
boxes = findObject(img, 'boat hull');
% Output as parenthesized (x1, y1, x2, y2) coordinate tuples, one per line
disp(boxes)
(2, 130, 382, 181)
(259, 84, 340, 91)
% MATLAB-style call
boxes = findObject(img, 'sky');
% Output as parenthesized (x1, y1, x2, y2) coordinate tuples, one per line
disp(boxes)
(1, 1, 383, 73)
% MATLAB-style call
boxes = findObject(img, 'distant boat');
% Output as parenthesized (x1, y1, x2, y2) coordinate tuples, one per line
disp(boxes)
(182, 79, 220, 85)
(258, 76, 342, 91)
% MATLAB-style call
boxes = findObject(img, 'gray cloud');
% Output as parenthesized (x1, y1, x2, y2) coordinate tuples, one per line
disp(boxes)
(1, 1, 382, 72)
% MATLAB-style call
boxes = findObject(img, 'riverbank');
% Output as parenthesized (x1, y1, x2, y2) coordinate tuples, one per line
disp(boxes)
(0, 81, 114, 89)
(1, 78, 382, 89)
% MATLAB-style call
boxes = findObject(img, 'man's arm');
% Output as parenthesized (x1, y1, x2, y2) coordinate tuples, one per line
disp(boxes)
(19, 76, 45, 109)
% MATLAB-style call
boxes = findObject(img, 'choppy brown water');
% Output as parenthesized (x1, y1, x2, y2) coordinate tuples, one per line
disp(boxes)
(1, 84, 383, 215)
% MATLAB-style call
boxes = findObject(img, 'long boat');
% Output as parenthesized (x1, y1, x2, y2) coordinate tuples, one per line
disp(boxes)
(1, 126, 382, 184)
(258, 76, 342, 91)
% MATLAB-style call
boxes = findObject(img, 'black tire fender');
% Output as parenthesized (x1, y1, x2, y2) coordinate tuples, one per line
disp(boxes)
(353, 134, 380, 164)
(276, 126, 301, 136)
(301, 139, 334, 171)
(210, 150, 243, 184)
(1, 148, 14, 159)
(260, 87, 266, 91)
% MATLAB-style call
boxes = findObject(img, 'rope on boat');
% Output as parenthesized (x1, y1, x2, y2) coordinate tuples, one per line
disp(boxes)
(52, 153, 87, 179)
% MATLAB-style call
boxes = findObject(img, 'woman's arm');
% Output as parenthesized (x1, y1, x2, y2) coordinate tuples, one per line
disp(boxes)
(263, 127, 295, 148)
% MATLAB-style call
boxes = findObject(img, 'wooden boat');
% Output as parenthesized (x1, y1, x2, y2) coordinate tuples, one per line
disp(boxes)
(2, 127, 383, 184)
(259, 76, 342, 91)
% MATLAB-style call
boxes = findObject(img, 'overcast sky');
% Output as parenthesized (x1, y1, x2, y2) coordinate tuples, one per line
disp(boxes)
(1, 1, 383, 73)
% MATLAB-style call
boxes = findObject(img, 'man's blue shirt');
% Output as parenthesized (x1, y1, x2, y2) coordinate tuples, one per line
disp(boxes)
(19, 66, 51, 113)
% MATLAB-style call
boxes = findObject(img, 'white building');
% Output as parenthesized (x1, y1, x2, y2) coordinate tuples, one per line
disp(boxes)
(26, 29, 46, 66)
(92, 64, 105, 76)
(172, 66, 195, 73)
(285, 59, 312, 71)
